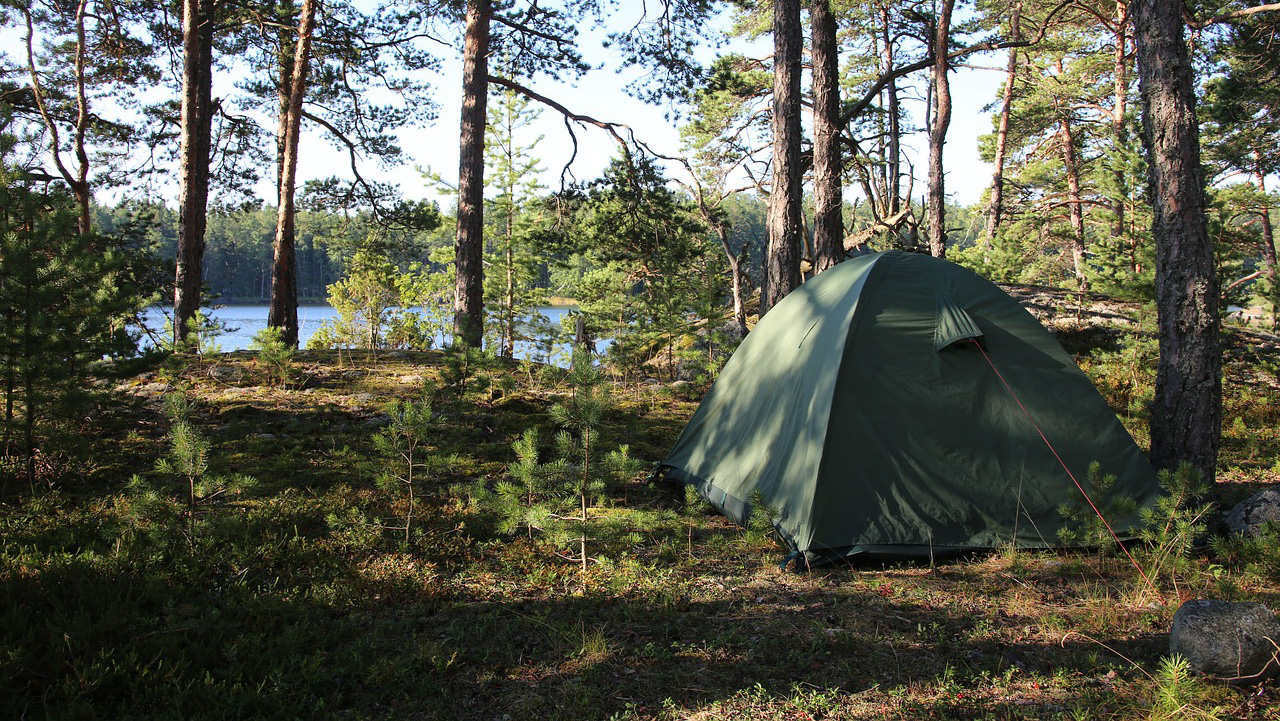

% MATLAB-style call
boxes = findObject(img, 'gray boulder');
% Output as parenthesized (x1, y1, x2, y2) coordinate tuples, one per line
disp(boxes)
(1170, 599, 1280, 680)
(209, 365, 247, 383)
(1225, 487, 1280, 537)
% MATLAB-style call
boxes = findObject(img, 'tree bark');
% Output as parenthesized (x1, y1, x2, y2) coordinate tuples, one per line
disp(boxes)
(1111, 1, 1131, 240)
(722, 230, 748, 336)
(22, 0, 92, 235)
(984, 2, 1020, 244)
(268, 0, 317, 348)
(174, 0, 215, 345)
(274, 0, 294, 199)
(1058, 96, 1088, 289)
(1133, 0, 1222, 480)
(454, 0, 491, 348)
(762, 0, 803, 315)
(1254, 162, 1279, 329)
(70, 0, 91, 235)
(880, 6, 902, 216)
(926, 0, 954, 258)
(811, 0, 843, 273)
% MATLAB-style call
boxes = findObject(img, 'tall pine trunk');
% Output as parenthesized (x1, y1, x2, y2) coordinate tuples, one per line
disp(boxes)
(174, 0, 215, 345)
(811, 0, 843, 273)
(1058, 94, 1088, 290)
(1111, 1, 1131, 240)
(721, 229, 748, 336)
(763, 0, 803, 315)
(1254, 163, 1279, 330)
(71, 0, 91, 235)
(926, 0, 954, 258)
(23, 0, 92, 234)
(880, 7, 902, 216)
(268, 0, 317, 348)
(503, 212, 515, 359)
(984, 3, 1020, 244)
(454, 0, 491, 348)
(1133, 0, 1221, 481)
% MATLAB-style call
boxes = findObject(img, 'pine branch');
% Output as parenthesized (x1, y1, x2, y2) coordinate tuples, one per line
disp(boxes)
(298, 108, 384, 219)
(486, 73, 632, 188)
(839, 0, 1074, 129)
(1188, 3, 1280, 29)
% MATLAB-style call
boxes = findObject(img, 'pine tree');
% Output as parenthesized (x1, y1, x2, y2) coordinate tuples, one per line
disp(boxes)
(374, 398, 453, 543)
(483, 85, 547, 358)
(1134, 0, 1222, 481)
(576, 155, 712, 379)
(0, 123, 152, 489)
(131, 388, 256, 544)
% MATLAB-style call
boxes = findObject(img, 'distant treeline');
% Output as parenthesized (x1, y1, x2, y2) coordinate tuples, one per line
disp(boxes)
(97, 195, 982, 306)
(96, 202, 449, 304)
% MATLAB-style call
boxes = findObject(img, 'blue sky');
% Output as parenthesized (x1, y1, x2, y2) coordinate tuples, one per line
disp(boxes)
(4, 3, 1005, 211)
(291, 8, 1007, 211)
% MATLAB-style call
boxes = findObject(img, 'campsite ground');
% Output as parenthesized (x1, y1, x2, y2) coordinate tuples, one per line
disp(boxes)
(2, 291, 1279, 719)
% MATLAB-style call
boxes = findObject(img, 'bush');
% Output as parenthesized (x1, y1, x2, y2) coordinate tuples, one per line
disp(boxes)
(251, 327, 295, 387)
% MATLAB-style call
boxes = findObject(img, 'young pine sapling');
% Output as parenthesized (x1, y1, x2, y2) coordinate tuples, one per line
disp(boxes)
(374, 397, 455, 543)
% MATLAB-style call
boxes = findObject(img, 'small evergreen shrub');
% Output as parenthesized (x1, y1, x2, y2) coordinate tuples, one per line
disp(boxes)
(373, 398, 455, 543)
(128, 389, 256, 544)
(1056, 462, 1139, 552)
(1136, 463, 1212, 584)
(251, 326, 295, 387)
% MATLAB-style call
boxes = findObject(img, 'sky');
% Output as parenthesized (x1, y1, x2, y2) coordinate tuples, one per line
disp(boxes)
(288, 7, 1008, 212)
(5, 4, 1006, 211)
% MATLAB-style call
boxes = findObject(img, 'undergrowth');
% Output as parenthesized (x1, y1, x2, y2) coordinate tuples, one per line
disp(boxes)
(1, 346, 1277, 720)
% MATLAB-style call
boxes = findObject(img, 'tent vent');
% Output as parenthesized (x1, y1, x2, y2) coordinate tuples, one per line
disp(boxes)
(933, 293, 983, 351)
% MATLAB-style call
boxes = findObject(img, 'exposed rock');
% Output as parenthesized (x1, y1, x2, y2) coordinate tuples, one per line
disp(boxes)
(1225, 487, 1280, 537)
(208, 365, 246, 383)
(1170, 599, 1280, 681)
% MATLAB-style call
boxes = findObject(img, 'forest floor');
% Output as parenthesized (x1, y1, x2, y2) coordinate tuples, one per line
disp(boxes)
(3, 290, 1280, 719)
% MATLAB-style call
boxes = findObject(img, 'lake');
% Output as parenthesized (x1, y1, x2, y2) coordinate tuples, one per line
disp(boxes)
(142, 305, 601, 363)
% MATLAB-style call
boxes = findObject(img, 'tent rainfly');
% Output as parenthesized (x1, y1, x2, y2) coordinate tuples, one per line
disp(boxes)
(656, 250, 1163, 565)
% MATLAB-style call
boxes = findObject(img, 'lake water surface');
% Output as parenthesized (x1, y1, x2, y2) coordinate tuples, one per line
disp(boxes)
(143, 305, 595, 362)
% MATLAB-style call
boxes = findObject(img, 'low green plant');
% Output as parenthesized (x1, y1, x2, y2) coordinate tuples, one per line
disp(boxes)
(130, 389, 256, 544)
(374, 398, 455, 543)
(1143, 655, 1225, 720)
(469, 350, 644, 577)
(745, 488, 783, 547)
(251, 326, 295, 387)
(1080, 310, 1157, 433)
(1209, 520, 1280, 585)
(440, 345, 496, 403)
(682, 483, 705, 558)
(1136, 463, 1213, 588)
(1056, 462, 1139, 552)
(471, 427, 569, 538)
(550, 349, 614, 573)
(167, 309, 226, 356)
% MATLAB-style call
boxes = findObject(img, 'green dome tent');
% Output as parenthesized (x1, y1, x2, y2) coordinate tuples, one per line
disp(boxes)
(657, 250, 1162, 565)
